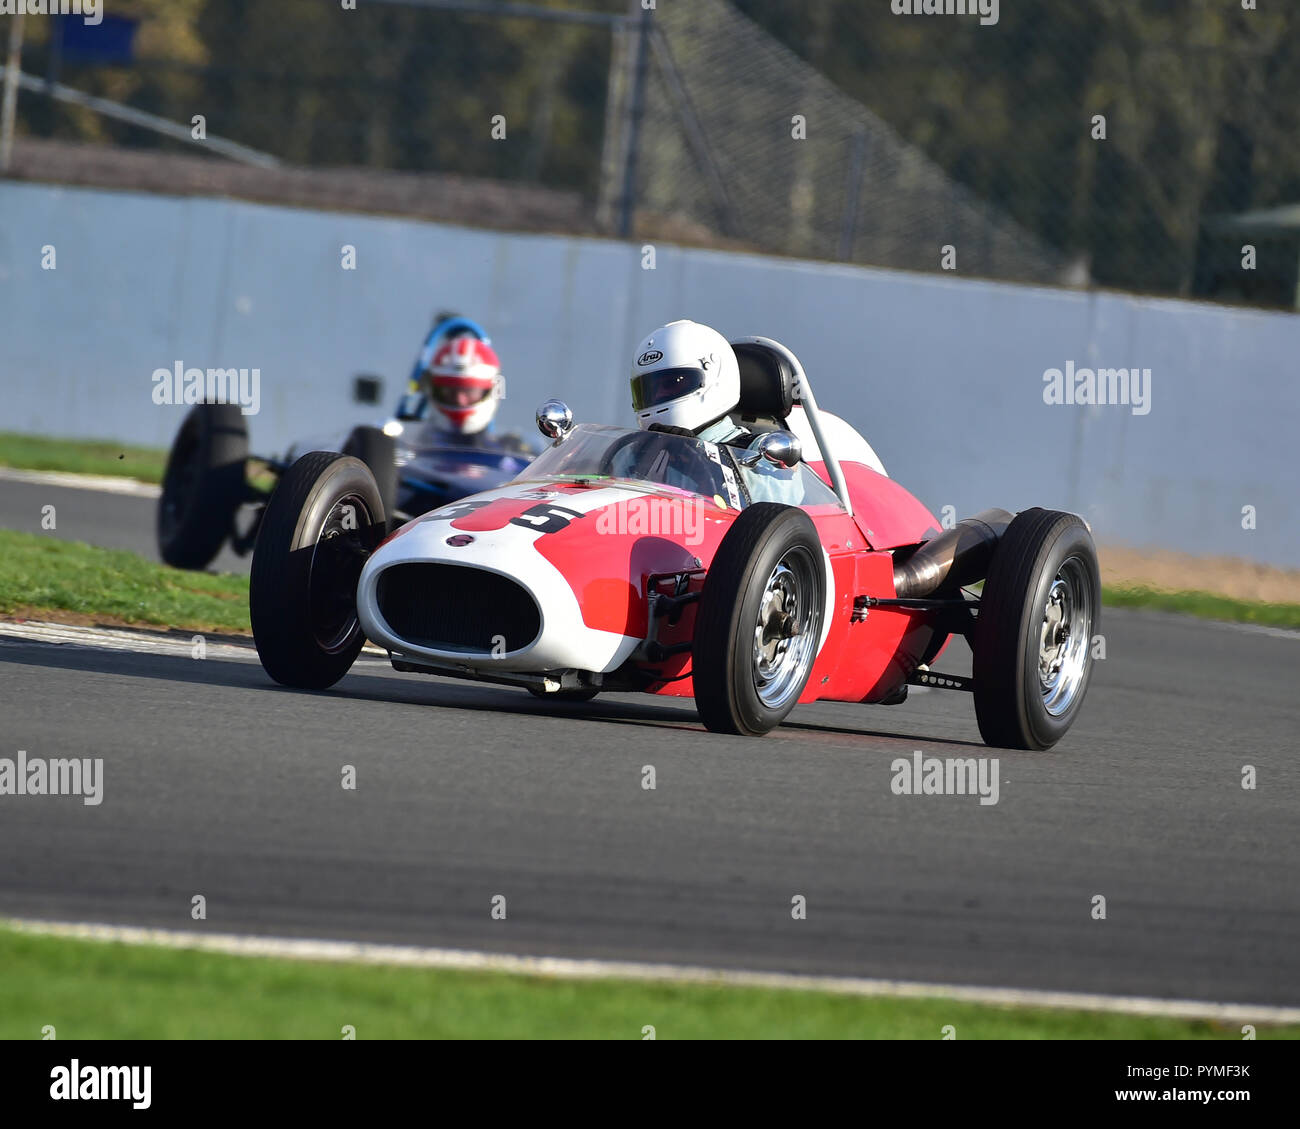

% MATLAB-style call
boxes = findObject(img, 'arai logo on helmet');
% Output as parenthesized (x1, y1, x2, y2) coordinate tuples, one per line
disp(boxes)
(637, 350, 663, 366)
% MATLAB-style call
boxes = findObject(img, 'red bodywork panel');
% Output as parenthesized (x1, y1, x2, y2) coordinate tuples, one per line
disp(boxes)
(535, 495, 734, 639)
(529, 462, 944, 705)
(807, 460, 942, 549)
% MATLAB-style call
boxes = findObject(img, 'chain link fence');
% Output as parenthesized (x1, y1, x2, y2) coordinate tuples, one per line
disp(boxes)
(3, 0, 1298, 304)
(634, 0, 1069, 283)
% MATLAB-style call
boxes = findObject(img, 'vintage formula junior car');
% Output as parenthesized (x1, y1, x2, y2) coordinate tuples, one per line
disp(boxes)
(248, 337, 1100, 749)
(155, 318, 532, 570)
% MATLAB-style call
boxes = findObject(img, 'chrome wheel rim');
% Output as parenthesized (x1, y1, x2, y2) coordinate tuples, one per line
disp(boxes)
(752, 546, 821, 709)
(1037, 555, 1093, 717)
(308, 493, 374, 653)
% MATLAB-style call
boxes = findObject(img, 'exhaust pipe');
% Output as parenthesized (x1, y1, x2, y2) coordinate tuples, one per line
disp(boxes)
(893, 508, 1014, 598)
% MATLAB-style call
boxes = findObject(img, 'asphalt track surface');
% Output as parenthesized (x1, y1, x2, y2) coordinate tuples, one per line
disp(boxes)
(1, 486, 1297, 1006)
(0, 477, 250, 573)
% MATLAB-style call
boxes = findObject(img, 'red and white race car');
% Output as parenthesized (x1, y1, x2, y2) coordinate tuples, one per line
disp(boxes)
(249, 337, 1100, 749)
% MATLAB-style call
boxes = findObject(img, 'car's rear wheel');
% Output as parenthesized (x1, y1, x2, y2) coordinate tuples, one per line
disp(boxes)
(972, 508, 1100, 750)
(342, 425, 398, 531)
(157, 403, 248, 570)
(693, 503, 825, 736)
(250, 452, 387, 689)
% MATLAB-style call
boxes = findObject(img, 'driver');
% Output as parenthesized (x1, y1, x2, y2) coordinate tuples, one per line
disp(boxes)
(411, 317, 531, 454)
(629, 319, 804, 504)
(424, 333, 505, 439)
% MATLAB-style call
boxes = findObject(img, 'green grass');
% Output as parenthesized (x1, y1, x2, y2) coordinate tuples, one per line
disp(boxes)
(0, 431, 166, 484)
(0, 927, 1291, 1040)
(2, 530, 1297, 639)
(1104, 585, 1300, 630)
(0, 530, 249, 633)
(1, 429, 1296, 637)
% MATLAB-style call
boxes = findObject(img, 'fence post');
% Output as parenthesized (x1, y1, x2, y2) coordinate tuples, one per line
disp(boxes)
(838, 125, 868, 262)
(595, 16, 629, 232)
(617, 1, 652, 239)
(0, 13, 26, 174)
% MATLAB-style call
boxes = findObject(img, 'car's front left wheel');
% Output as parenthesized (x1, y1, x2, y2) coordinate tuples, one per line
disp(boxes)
(692, 503, 826, 736)
(250, 452, 387, 689)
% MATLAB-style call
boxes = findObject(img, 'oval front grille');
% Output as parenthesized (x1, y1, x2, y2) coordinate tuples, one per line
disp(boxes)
(377, 564, 541, 654)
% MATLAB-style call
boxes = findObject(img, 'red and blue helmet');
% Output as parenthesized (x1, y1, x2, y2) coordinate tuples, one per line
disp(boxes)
(422, 333, 504, 435)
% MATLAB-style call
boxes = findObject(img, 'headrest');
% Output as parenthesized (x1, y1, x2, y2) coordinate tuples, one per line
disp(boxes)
(731, 341, 796, 421)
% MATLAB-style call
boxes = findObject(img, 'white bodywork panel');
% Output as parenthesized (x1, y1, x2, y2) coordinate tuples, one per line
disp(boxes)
(358, 482, 647, 674)
(785, 405, 887, 478)
(356, 470, 840, 677)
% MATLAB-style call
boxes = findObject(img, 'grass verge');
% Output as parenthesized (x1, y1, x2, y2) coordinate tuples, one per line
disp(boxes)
(0, 927, 1291, 1040)
(0, 530, 249, 634)
(1103, 585, 1300, 631)
(0, 432, 166, 484)
(3, 532, 1298, 638)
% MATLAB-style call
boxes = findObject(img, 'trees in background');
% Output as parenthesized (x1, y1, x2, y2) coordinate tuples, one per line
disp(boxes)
(13, 0, 1298, 297)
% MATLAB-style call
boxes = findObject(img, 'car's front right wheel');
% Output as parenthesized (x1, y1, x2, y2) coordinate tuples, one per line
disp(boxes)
(250, 452, 387, 690)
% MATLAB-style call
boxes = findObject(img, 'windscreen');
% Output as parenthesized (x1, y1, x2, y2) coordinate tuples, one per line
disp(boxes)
(518, 424, 731, 500)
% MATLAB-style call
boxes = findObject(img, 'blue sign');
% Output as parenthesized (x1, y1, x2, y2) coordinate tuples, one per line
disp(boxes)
(58, 14, 139, 65)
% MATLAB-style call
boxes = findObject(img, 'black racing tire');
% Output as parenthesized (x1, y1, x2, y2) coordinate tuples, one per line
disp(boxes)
(343, 425, 398, 531)
(250, 451, 387, 690)
(157, 403, 248, 570)
(525, 685, 600, 703)
(972, 508, 1100, 750)
(692, 503, 826, 736)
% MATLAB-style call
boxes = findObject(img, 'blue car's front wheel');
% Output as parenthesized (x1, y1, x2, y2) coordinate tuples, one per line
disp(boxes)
(157, 403, 248, 570)
(342, 425, 398, 533)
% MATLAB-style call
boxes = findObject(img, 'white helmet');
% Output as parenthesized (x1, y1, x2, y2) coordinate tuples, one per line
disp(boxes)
(630, 320, 741, 432)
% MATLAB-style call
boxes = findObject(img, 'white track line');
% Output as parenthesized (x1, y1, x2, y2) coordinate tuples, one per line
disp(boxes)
(0, 619, 387, 659)
(6, 917, 1298, 1024)
(0, 620, 253, 658)
(0, 466, 161, 498)
(1205, 619, 1300, 641)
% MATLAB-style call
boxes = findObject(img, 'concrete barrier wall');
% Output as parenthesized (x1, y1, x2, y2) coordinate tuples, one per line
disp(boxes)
(2, 182, 1296, 566)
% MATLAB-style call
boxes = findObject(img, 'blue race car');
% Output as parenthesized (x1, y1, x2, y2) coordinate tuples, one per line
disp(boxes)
(157, 316, 535, 570)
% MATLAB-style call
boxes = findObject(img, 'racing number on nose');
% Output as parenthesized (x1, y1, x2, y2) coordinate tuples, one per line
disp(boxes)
(509, 504, 585, 535)
(433, 500, 492, 521)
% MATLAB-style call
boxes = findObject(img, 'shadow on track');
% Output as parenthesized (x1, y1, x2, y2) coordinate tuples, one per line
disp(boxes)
(0, 639, 987, 751)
